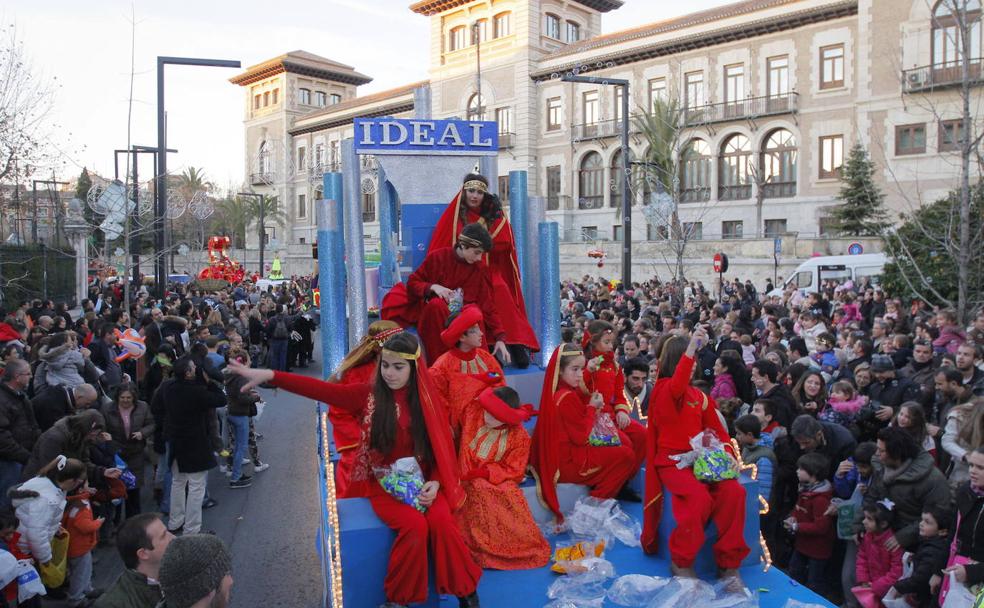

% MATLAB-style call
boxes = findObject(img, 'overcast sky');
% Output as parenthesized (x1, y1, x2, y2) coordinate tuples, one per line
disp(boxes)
(6, 0, 736, 189)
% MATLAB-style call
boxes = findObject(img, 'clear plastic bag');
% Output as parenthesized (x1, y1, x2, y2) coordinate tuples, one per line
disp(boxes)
(646, 577, 715, 608)
(606, 506, 642, 548)
(566, 496, 642, 547)
(709, 578, 758, 608)
(781, 600, 828, 608)
(672, 431, 739, 482)
(546, 558, 614, 607)
(607, 574, 670, 606)
(374, 457, 426, 512)
(588, 413, 621, 447)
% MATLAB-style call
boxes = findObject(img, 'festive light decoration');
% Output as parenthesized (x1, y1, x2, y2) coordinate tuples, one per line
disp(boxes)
(318, 408, 344, 608)
(759, 532, 772, 573)
(730, 439, 773, 571)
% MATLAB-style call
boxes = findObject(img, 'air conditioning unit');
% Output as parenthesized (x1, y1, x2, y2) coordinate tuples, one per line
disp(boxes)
(907, 71, 927, 86)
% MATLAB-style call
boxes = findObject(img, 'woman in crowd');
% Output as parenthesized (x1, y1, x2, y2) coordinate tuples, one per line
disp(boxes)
(792, 370, 828, 418)
(102, 382, 154, 517)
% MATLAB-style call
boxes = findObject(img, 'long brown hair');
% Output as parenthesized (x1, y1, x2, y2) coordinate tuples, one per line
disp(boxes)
(654, 334, 689, 380)
(370, 333, 434, 465)
(37, 455, 86, 485)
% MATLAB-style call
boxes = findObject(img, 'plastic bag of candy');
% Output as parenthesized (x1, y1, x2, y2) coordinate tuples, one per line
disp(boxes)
(588, 413, 621, 447)
(374, 457, 427, 512)
(550, 540, 606, 574)
(447, 288, 464, 316)
(672, 431, 738, 483)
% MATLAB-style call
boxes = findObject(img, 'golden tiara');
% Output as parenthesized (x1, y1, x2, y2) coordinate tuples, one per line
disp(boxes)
(382, 347, 421, 361)
(458, 234, 482, 248)
(463, 180, 487, 193)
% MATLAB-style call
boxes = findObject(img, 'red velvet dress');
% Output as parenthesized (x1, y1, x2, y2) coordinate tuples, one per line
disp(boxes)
(269, 372, 481, 604)
(331, 361, 375, 498)
(381, 247, 506, 363)
(427, 192, 539, 352)
(641, 355, 750, 569)
(583, 351, 646, 474)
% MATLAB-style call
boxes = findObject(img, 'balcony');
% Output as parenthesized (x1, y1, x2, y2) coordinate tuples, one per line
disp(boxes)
(571, 117, 640, 142)
(902, 60, 984, 93)
(683, 93, 799, 127)
(498, 132, 516, 149)
(250, 172, 274, 186)
(761, 181, 797, 199)
(680, 187, 710, 203)
(577, 195, 604, 210)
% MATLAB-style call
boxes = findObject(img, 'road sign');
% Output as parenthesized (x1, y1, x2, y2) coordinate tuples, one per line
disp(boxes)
(774, 237, 782, 255)
(848, 242, 864, 255)
(713, 252, 729, 274)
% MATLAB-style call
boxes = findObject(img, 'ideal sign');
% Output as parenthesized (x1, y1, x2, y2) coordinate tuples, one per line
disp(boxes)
(354, 118, 499, 156)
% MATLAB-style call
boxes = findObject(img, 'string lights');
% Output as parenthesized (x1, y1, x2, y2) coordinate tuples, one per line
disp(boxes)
(731, 439, 773, 572)
(319, 408, 344, 608)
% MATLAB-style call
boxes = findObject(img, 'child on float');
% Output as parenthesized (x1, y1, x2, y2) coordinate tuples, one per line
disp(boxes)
(854, 500, 904, 607)
(530, 344, 639, 524)
(226, 332, 482, 608)
(641, 326, 750, 581)
(454, 386, 550, 570)
(429, 305, 506, 437)
(580, 320, 646, 500)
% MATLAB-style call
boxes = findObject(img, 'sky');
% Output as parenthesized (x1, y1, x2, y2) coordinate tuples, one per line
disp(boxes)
(5, 0, 737, 190)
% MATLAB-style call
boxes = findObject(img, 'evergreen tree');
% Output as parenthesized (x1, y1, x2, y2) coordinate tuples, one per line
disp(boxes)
(76, 167, 103, 253)
(828, 144, 887, 236)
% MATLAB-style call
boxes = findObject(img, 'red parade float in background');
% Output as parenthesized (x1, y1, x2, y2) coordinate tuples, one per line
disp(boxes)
(198, 236, 246, 283)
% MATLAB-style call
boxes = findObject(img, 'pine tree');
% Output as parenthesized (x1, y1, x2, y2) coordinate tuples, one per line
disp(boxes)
(76, 167, 103, 253)
(828, 144, 887, 236)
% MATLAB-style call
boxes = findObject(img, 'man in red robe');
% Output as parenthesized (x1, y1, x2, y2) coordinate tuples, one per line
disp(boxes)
(382, 223, 511, 365)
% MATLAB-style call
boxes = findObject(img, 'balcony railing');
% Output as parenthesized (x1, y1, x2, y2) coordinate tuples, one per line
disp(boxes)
(577, 195, 604, 210)
(498, 132, 516, 149)
(571, 116, 640, 142)
(250, 172, 274, 185)
(683, 93, 799, 127)
(719, 185, 752, 201)
(762, 181, 797, 199)
(680, 187, 711, 203)
(902, 60, 984, 93)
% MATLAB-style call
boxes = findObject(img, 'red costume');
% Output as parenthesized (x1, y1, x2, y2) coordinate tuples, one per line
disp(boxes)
(583, 350, 646, 475)
(269, 370, 481, 604)
(381, 247, 506, 363)
(642, 353, 750, 570)
(331, 361, 374, 498)
(427, 188, 539, 352)
(531, 346, 638, 522)
(431, 348, 505, 438)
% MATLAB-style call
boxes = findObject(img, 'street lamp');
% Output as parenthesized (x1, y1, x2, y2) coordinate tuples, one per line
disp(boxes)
(156, 56, 241, 297)
(237, 192, 265, 274)
(561, 73, 632, 287)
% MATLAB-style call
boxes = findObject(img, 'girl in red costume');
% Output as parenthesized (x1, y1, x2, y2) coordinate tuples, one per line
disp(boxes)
(582, 320, 646, 501)
(226, 332, 482, 608)
(642, 326, 750, 581)
(328, 320, 402, 498)
(531, 344, 639, 523)
(427, 174, 539, 368)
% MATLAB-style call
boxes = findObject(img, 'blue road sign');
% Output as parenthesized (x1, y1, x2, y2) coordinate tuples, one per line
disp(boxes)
(774, 237, 782, 255)
(848, 242, 864, 255)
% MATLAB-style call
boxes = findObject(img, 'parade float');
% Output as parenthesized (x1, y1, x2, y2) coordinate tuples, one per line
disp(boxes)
(196, 236, 246, 289)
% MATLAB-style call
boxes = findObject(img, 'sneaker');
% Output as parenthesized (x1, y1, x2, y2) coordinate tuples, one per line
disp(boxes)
(202, 498, 219, 509)
(218, 464, 229, 474)
(223, 469, 232, 477)
(253, 462, 270, 473)
(242, 458, 251, 464)
(229, 477, 252, 489)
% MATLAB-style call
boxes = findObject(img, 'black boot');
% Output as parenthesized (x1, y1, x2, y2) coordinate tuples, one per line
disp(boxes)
(616, 484, 642, 503)
(457, 592, 480, 608)
(507, 344, 530, 369)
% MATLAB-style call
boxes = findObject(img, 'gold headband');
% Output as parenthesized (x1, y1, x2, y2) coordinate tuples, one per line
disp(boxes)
(458, 234, 482, 248)
(463, 179, 487, 193)
(382, 347, 421, 361)
(560, 346, 583, 356)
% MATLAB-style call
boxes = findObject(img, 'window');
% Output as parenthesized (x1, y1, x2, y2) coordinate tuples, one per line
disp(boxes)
(940, 119, 966, 151)
(648, 78, 667, 110)
(263, 227, 275, 246)
(685, 72, 705, 109)
(547, 165, 562, 210)
(254, 94, 261, 110)
(299, 88, 311, 105)
(896, 124, 927, 155)
(299, 237, 306, 244)
(680, 138, 711, 202)
(467, 93, 487, 121)
(329, 141, 339, 169)
(315, 144, 324, 169)
(566, 21, 581, 43)
(263, 91, 270, 106)
(498, 176, 510, 206)
(297, 146, 307, 171)
(724, 64, 744, 104)
(764, 219, 788, 237)
(582, 226, 599, 240)
(330, 93, 341, 105)
(258, 141, 270, 174)
(719, 134, 752, 200)
(545, 13, 561, 39)
(647, 224, 669, 240)
(761, 128, 798, 198)
(495, 107, 512, 134)
(683, 222, 703, 240)
(315, 91, 327, 107)
(297, 194, 307, 219)
(272, 89, 279, 104)
(820, 44, 845, 89)
(610, 148, 631, 207)
(614, 87, 624, 122)
(932, 0, 982, 68)
(613, 225, 624, 241)
(547, 97, 562, 131)
(494, 12, 511, 38)
(449, 26, 467, 51)
(472, 19, 487, 45)
(582, 91, 599, 125)
(722, 220, 744, 239)
(768, 56, 790, 97)
(578, 152, 604, 209)
(819, 135, 844, 178)
(362, 191, 376, 222)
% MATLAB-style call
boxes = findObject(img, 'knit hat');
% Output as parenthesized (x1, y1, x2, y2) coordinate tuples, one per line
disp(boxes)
(870, 354, 894, 372)
(159, 534, 232, 608)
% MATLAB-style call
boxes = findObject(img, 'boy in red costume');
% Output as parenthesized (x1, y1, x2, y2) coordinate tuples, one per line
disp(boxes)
(382, 223, 510, 366)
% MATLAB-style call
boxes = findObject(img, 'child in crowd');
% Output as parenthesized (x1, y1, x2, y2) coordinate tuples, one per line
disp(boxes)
(734, 414, 776, 504)
(889, 506, 952, 607)
(854, 500, 904, 608)
(739, 334, 757, 367)
(833, 442, 877, 501)
(821, 380, 866, 428)
(811, 333, 841, 379)
(63, 481, 104, 608)
(785, 452, 835, 596)
(751, 398, 786, 439)
(892, 402, 937, 457)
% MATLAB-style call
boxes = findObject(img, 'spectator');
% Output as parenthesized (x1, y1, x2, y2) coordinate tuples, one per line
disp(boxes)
(941, 397, 984, 489)
(32, 383, 99, 432)
(946, 447, 984, 592)
(223, 349, 259, 489)
(265, 305, 291, 373)
(734, 414, 776, 504)
(751, 359, 797, 430)
(889, 505, 952, 607)
(860, 355, 921, 441)
(751, 398, 786, 440)
(22, 409, 121, 486)
(932, 309, 966, 355)
(955, 342, 984, 396)
(95, 513, 173, 608)
(12, 456, 87, 570)
(784, 452, 835, 596)
(62, 479, 105, 607)
(158, 534, 232, 608)
(0, 360, 41, 508)
(621, 357, 651, 420)
(854, 500, 903, 606)
(103, 383, 154, 517)
(899, 339, 938, 406)
(37, 332, 89, 390)
(792, 370, 827, 418)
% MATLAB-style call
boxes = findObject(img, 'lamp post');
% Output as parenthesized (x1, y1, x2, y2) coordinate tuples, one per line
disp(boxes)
(156, 56, 241, 297)
(561, 74, 632, 287)
(237, 192, 265, 274)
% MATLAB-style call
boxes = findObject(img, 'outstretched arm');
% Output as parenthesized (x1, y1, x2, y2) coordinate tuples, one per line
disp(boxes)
(225, 360, 368, 413)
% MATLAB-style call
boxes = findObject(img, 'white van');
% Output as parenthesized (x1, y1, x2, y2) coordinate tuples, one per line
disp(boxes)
(768, 253, 888, 298)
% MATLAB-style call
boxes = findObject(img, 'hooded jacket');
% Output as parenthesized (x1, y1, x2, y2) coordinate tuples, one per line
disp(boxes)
(865, 451, 952, 549)
(892, 535, 950, 605)
(38, 343, 86, 389)
(791, 479, 835, 559)
(12, 476, 66, 563)
(0, 382, 41, 464)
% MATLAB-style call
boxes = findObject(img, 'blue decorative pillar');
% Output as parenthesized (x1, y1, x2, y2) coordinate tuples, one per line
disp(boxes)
(342, 139, 368, 347)
(525, 195, 544, 334)
(377, 165, 399, 293)
(317, 194, 348, 377)
(508, 170, 529, 287)
(538, 221, 561, 366)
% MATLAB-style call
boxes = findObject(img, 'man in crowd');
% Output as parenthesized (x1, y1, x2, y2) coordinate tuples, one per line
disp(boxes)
(0, 359, 41, 508)
(751, 359, 797, 430)
(32, 382, 99, 432)
(955, 341, 984, 396)
(158, 534, 233, 608)
(96, 513, 175, 608)
(899, 338, 939, 407)
(622, 357, 651, 421)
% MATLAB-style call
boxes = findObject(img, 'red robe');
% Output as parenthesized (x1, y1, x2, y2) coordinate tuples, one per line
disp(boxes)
(427, 192, 539, 351)
(583, 351, 646, 473)
(430, 347, 505, 439)
(381, 247, 506, 363)
(331, 361, 375, 498)
(269, 371, 481, 604)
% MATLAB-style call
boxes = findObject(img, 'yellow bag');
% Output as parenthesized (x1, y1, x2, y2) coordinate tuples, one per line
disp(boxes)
(39, 531, 69, 588)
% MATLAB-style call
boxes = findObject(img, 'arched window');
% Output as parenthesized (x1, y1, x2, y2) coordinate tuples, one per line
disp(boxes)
(545, 13, 561, 39)
(609, 149, 633, 207)
(467, 93, 487, 121)
(719, 134, 752, 201)
(578, 152, 604, 209)
(933, 0, 982, 68)
(257, 141, 270, 176)
(449, 26, 467, 51)
(680, 139, 711, 202)
(493, 12, 511, 38)
(761, 129, 797, 199)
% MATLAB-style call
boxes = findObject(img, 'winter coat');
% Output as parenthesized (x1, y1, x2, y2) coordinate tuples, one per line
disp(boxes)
(710, 373, 738, 402)
(31, 385, 77, 432)
(0, 383, 41, 464)
(102, 401, 154, 487)
(162, 378, 226, 473)
(62, 492, 102, 558)
(865, 451, 952, 550)
(38, 343, 86, 389)
(761, 383, 798, 430)
(741, 434, 777, 502)
(88, 339, 122, 389)
(892, 535, 950, 606)
(932, 326, 966, 355)
(855, 527, 904, 599)
(224, 375, 260, 418)
(774, 421, 857, 515)
(93, 568, 163, 608)
(22, 417, 104, 483)
(942, 409, 970, 486)
(791, 480, 835, 559)
(954, 481, 984, 587)
(11, 476, 66, 563)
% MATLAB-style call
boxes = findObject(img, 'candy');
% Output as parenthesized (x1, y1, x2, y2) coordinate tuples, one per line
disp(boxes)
(588, 413, 622, 447)
(693, 449, 739, 482)
(375, 457, 427, 512)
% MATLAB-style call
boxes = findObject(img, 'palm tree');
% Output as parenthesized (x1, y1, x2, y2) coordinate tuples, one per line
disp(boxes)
(212, 197, 251, 248)
(176, 167, 214, 202)
(241, 194, 285, 243)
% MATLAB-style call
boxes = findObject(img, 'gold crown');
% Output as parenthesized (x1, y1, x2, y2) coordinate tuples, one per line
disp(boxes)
(463, 180, 487, 193)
